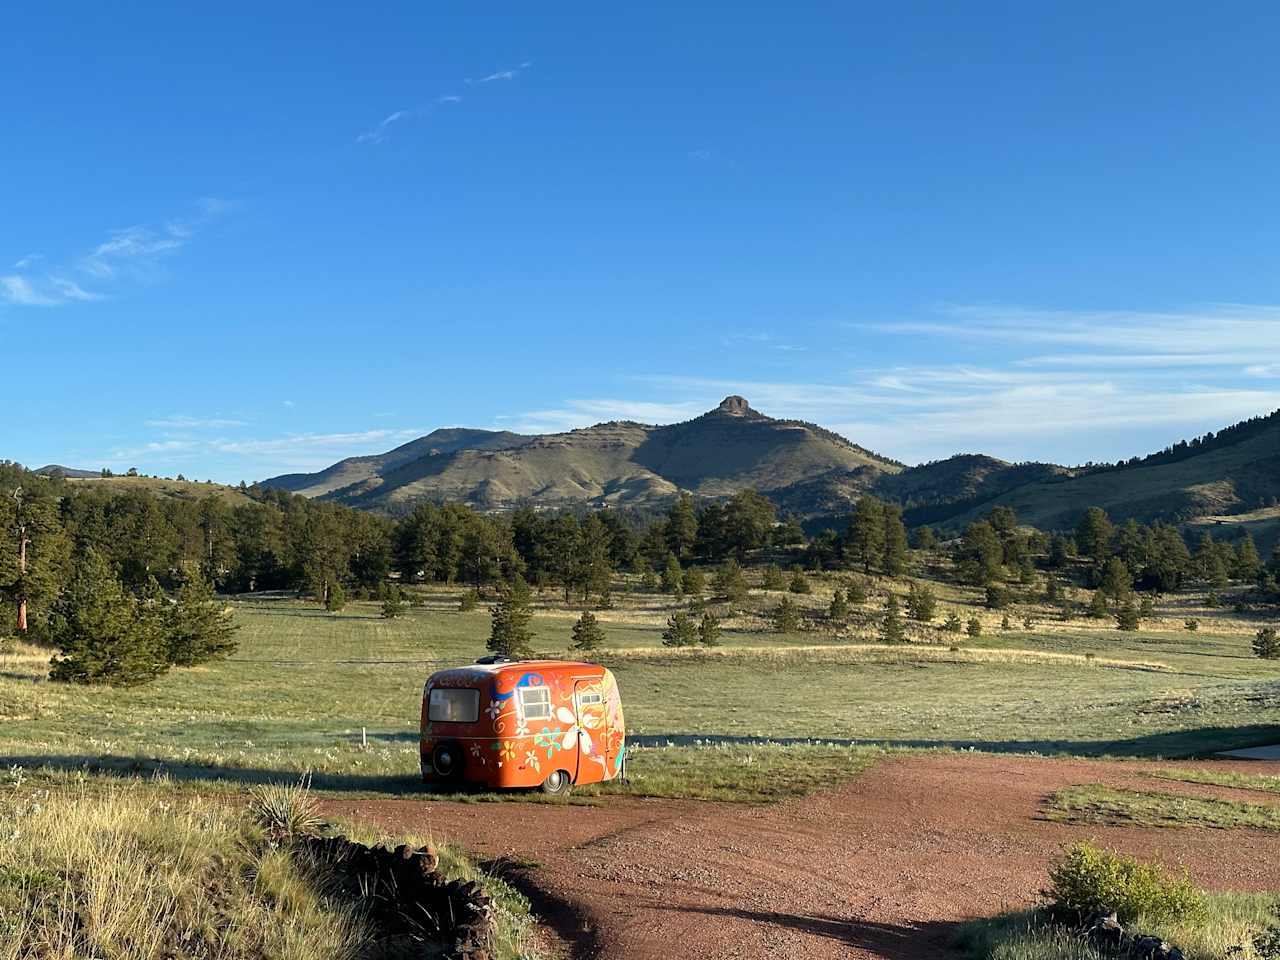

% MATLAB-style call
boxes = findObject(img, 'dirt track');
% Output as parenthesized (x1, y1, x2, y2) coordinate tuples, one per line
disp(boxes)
(323, 754, 1280, 959)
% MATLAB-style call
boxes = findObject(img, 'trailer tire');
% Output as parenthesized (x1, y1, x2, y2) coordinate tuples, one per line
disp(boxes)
(431, 741, 464, 782)
(540, 769, 572, 796)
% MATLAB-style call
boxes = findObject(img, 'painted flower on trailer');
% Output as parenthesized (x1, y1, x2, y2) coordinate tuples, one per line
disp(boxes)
(524, 751, 541, 773)
(534, 727, 564, 756)
(555, 706, 596, 756)
(494, 740, 517, 766)
(485, 700, 503, 721)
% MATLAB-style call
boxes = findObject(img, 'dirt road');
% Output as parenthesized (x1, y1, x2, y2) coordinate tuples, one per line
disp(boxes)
(323, 754, 1280, 959)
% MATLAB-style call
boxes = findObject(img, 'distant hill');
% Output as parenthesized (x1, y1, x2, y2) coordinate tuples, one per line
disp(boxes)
(261, 399, 1280, 535)
(263, 396, 905, 516)
(35, 464, 99, 479)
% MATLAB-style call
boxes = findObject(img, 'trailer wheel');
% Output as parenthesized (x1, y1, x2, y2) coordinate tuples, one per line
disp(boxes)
(540, 769, 572, 796)
(431, 741, 463, 782)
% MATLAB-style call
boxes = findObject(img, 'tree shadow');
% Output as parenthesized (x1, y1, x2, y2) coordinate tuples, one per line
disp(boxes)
(646, 903, 961, 959)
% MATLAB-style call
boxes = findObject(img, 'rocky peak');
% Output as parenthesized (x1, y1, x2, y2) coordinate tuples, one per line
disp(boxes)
(715, 395, 756, 417)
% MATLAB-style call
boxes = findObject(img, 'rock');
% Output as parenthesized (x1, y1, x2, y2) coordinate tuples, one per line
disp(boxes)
(1131, 935, 1180, 960)
(1083, 911, 1125, 951)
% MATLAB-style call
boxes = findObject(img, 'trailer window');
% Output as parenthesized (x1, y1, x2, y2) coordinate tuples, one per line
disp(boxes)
(519, 685, 552, 721)
(428, 688, 480, 723)
(577, 691, 603, 707)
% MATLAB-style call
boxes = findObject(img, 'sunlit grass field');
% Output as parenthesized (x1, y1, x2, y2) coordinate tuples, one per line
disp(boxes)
(1, 573, 1278, 800)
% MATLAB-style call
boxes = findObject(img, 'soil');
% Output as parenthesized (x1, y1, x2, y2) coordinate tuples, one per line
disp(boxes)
(322, 754, 1280, 960)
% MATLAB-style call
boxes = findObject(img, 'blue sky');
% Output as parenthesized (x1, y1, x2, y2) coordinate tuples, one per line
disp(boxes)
(4, 2, 1280, 482)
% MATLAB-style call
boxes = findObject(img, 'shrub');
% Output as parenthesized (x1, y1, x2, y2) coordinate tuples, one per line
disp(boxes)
(713, 559, 749, 603)
(682, 567, 706, 597)
(880, 595, 905, 644)
(788, 567, 811, 594)
(1045, 841, 1206, 925)
(966, 616, 982, 638)
(905, 581, 937, 622)
(761, 564, 786, 591)
(324, 582, 347, 612)
(845, 578, 868, 605)
(943, 611, 963, 634)
(697, 611, 722, 647)
(458, 588, 480, 612)
(772, 596, 800, 633)
(1116, 597, 1140, 631)
(1184, 618, 1199, 632)
(380, 584, 405, 619)
(248, 776, 323, 842)
(984, 585, 1009, 610)
(828, 589, 849, 622)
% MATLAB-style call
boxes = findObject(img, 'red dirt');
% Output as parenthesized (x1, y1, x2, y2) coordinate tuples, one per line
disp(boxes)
(322, 754, 1280, 959)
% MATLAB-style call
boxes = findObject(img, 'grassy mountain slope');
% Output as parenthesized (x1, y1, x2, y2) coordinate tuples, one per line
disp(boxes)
(943, 415, 1280, 530)
(269, 396, 903, 515)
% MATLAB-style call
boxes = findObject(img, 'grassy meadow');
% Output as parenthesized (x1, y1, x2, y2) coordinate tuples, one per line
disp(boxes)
(2, 569, 1278, 800)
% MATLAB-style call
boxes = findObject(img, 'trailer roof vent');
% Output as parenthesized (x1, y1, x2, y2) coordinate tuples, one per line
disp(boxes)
(474, 654, 517, 665)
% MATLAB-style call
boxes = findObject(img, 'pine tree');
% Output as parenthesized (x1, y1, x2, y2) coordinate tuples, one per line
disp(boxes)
(772, 596, 800, 633)
(1086, 590, 1109, 619)
(1115, 596, 1140, 631)
(488, 575, 535, 658)
(911, 526, 938, 552)
(905, 581, 937, 622)
(661, 610, 698, 647)
(661, 554, 684, 595)
(380, 584, 405, 619)
(761, 564, 785, 591)
(788, 567, 811, 594)
(712, 559, 749, 603)
(882, 504, 909, 576)
(984, 585, 1009, 610)
(664, 494, 698, 561)
(48, 550, 169, 686)
(697, 611, 722, 647)
(943, 611, 963, 634)
(1254, 627, 1280, 660)
(1236, 533, 1263, 581)
(459, 588, 479, 611)
(168, 570, 239, 665)
(880, 594, 905, 644)
(966, 616, 983, 638)
(571, 610, 606, 651)
(845, 496, 886, 573)
(828, 588, 849, 622)
(325, 581, 347, 612)
(1075, 507, 1115, 566)
(845, 578, 868, 605)
(682, 566, 706, 597)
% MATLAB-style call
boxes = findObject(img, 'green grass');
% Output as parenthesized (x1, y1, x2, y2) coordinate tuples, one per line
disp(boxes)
(3, 575, 1279, 801)
(956, 894, 1278, 960)
(1044, 784, 1280, 832)
(1152, 767, 1280, 795)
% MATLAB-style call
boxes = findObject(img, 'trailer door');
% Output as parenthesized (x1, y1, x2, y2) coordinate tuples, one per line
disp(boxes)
(573, 680, 607, 783)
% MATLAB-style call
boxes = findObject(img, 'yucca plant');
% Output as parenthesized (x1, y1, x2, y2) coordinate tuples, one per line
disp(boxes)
(248, 774, 324, 842)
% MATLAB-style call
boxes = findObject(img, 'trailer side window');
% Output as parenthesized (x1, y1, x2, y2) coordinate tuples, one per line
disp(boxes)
(577, 691, 603, 707)
(519, 685, 552, 721)
(428, 688, 480, 723)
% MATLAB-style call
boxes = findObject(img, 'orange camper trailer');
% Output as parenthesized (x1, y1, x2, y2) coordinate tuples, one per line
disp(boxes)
(420, 656, 626, 795)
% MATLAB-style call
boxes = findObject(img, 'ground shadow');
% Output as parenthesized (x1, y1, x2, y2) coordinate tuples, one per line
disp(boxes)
(647, 903, 961, 960)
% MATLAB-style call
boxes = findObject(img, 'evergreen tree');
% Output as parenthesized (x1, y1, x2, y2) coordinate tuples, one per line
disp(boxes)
(1075, 507, 1115, 566)
(661, 554, 684, 595)
(488, 575, 535, 658)
(881, 504, 909, 576)
(911, 526, 938, 552)
(48, 550, 168, 686)
(761, 564, 786, 590)
(167, 570, 239, 665)
(1086, 590, 1109, 619)
(571, 610, 606, 651)
(1044, 577, 1062, 602)
(664, 494, 698, 561)
(905, 581, 937, 622)
(1138, 595, 1155, 619)
(324, 581, 347, 612)
(712, 559, 749, 603)
(1236, 533, 1263, 582)
(1254, 626, 1280, 660)
(772, 596, 800, 633)
(788, 567, 812, 594)
(828, 588, 849, 622)
(957, 521, 1003, 585)
(459, 588, 480, 612)
(966, 616, 983, 638)
(380, 583, 405, 620)
(697, 611, 722, 647)
(943, 611, 963, 633)
(880, 594, 905, 644)
(846, 577, 868, 605)
(661, 610, 699, 647)
(1100, 557, 1133, 601)
(682, 566, 706, 597)
(1115, 595, 1140, 631)
(845, 496, 886, 573)
(984, 584, 1009, 610)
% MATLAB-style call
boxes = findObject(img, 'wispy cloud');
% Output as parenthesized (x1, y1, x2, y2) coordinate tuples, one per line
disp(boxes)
(145, 415, 248, 430)
(1, 198, 228, 307)
(357, 62, 529, 144)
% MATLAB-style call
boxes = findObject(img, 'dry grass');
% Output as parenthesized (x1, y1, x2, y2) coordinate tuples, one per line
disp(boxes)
(599, 643, 1171, 672)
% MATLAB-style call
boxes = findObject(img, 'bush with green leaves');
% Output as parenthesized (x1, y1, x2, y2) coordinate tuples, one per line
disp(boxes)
(1045, 841, 1206, 925)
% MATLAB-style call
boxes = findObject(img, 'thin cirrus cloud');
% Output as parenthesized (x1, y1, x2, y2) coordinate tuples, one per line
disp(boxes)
(505, 303, 1280, 465)
(0, 197, 228, 308)
(356, 61, 531, 144)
